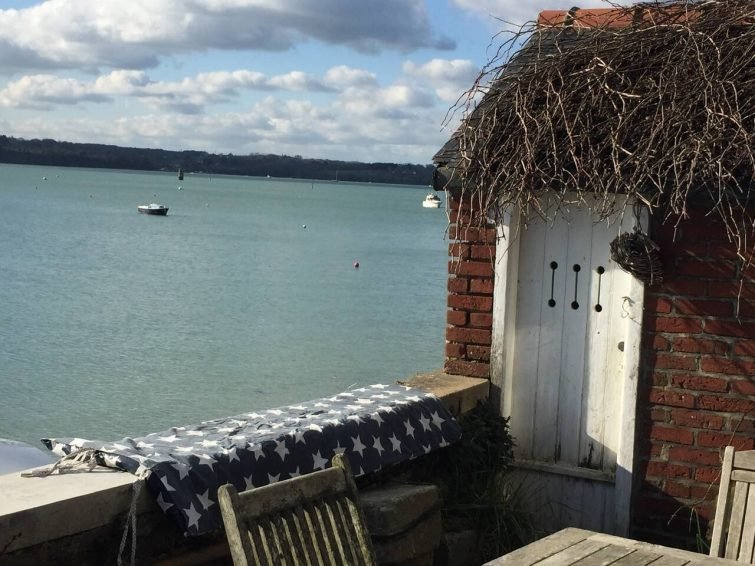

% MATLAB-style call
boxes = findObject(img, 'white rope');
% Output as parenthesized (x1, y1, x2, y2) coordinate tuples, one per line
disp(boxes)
(20, 448, 99, 477)
(117, 479, 143, 566)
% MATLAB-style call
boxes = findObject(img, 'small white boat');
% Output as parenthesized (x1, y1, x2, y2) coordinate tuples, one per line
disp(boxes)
(138, 203, 169, 216)
(422, 193, 442, 208)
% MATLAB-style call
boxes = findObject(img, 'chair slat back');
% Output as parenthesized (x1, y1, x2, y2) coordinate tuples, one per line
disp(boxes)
(218, 454, 376, 566)
(710, 447, 755, 563)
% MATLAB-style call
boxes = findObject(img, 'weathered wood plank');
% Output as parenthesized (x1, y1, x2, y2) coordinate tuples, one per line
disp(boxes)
(611, 550, 663, 565)
(725, 481, 748, 560)
(536, 537, 609, 565)
(731, 469, 755, 483)
(710, 446, 734, 557)
(568, 544, 634, 566)
(510, 213, 547, 460)
(733, 450, 755, 470)
(737, 484, 755, 563)
(556, 204, 592, 467)
(533, 208, 569, 463)
(484, 527, 591, 564)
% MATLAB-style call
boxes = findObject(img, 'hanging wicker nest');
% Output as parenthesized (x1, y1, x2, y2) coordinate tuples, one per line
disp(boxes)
(610, 231, 663, 286)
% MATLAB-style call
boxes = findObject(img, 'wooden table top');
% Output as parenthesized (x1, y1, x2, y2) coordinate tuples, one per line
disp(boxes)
(484, 528, 741, 565)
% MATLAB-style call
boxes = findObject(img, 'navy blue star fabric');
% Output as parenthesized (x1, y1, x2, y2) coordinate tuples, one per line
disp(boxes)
(42, 384, 461, 535)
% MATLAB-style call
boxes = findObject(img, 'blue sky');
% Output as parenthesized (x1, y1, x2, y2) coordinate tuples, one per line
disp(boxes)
(0, 0, 605, 164)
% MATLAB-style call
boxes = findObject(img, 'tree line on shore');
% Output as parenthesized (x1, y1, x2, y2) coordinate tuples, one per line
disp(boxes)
(0, 136, 434, 186)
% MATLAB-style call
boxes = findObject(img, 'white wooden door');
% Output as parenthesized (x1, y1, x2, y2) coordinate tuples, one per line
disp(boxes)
(491, 196, 644, 535)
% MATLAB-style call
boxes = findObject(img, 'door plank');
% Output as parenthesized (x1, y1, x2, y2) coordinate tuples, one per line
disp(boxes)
(533, 211, 569, 462)
(556, 204, 592, 466)
(510, 216, 548, 459)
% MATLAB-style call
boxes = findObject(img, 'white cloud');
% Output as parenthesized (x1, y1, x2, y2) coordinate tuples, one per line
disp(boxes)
(0, 0, 454, 73)
(323, 66, 377, 89)
(403, 59, 478, 103)
(0, 68, 337, 113)
(0, 74, 110, 109)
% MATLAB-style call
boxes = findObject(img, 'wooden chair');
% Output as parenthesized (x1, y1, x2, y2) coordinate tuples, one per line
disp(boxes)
(710, 446, 755, 563)
(218, 454, 376, 566)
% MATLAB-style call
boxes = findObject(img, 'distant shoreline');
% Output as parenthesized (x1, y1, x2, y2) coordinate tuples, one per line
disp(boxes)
(0, 135, 434, 187)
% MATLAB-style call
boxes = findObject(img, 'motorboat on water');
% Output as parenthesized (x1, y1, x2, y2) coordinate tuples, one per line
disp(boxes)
(138, 203, 169, 215)
(422, 193, 442, 208)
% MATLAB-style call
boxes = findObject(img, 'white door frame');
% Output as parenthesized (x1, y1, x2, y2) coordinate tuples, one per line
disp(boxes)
(490, 204, 645, 536)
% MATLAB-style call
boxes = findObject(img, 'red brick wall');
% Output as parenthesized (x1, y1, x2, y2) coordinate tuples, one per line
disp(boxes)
(445, 195, 496, 378)
(633, 213, 755, 548)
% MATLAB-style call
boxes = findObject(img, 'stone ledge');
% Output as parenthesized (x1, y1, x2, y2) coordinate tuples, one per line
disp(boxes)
(0, 469, 146, 554)
(398, 370, 489, 416)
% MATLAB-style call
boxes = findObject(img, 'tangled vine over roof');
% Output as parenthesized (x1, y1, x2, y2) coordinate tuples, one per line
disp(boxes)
(440, 0, 755, 257)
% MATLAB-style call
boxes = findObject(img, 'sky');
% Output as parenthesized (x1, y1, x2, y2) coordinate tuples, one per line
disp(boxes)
(0, 0, 607, 164)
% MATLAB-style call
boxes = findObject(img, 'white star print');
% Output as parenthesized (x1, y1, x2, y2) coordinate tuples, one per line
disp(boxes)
(172, 463, 190, 481)
(195, 454, 216, 469)
(314, 402, 328, 408)
(312, 451, 328, 470)
(406, 395, 421, 402)
(389, 434, 402, 453)
(307, 423, 323, 433)
(160, 474, 177, 492)
(226, 447, 240, 462)
(373, 436, 385, 456)
(156, 491, 173, 511)
(370, 384, 390, 389)
(244, 475, 255, 490)
(371, 394, 388, 399)
(274, 441, 289, 460)
(351, 435, 367, 457)
(404, 420, 415, 438)
(419, 414, 432, 432)
(186, 431, 204, 437)
(293, 429, 307, 444)
(197, 489, 214, 510)
(136, 441, 155, 449)
(371, 412, 384, 425)
(333, 441, 347, 456)
(158, 435, 178, 443)
(174, 446, 195, 453)
(267, 409, 284, 416)
(377, 406, 394, 413)
(200, 439, 220, 448)
(250, 444, 265, 461)
(345, 405, 363, 411)
(431, 411, 446, 429)
(267, 473, 280, 484)
(289, 405, 307, 410)
(356, 398, 374, 404)
(346, 415, 362, 423)
(184, 503, 202, 530)
(289, 467, 301, 478)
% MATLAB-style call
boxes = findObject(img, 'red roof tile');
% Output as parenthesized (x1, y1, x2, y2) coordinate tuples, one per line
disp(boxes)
(538, 7, 699, 29)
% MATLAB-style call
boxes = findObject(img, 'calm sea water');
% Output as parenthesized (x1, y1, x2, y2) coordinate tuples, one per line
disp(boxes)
(0, 164, 447, 448)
